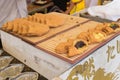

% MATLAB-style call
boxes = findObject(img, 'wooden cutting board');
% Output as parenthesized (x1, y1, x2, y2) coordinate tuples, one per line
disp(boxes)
(20, 12, 90, 45)
(36, 21, 119, 64)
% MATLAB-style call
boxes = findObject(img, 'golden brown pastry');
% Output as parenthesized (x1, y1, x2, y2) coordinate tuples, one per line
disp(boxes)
(103, 26, 114, 35)
(33, 13, 46, 24)
(38, 14, 47, 24)
(55, 39, 88, 57)
(45, 13, 66, 27)
(35, 16, 41, 23)
(5, 21, 14, 31)
(55, 42, 69, 54)
(12, 22, 19, 33)
(102, 22, 120, 35)
(1, 15, 50, 37)
(68, 39, 88, 57)
(68, 46, 80, 57)
(19, 20, 31, 35)
(2, 22, 8, 31)
(55, 39, 74, 54)
(95, 22, 120, 35)
(14, 19, 23, 34)
(23, 13, 65, 28)
(21, 24, 29, 36)
(17, 23, 23, 35)
(27, 15, 33, 22)
(12, 19, 23, 33)
(108, 22, 120, 30)
(88, 30, 106, 44)
(7, 19, 21, 32)
(34, 13, 43, 23)
(95, 23, 106, 31)
(67, 39, 74, 46)
(26, 23, 49, 36)
(77, 32, 90, 42)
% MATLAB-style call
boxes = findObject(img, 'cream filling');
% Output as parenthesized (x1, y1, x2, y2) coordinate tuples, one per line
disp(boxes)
(94, 33, 105, 40)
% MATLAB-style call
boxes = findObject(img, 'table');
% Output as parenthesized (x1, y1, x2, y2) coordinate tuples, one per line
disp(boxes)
(1, 12, 118, 80)
(27, 1, 54, 14)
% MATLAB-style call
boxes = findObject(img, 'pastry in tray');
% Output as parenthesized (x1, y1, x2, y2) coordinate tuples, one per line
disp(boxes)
(1, 23, 8, 30)
(27, 15, 33, 22)
(26, 23, 49, 36)
(68, 39, 88, 57)
(95, 22, 120, 35)
(1, 18, 50, 37)
(45, 13, 66, 27)
(2, 21, 16, 32)
(55, 42, 70, 54)
(16, 20, 49, 36)
(11, 19, 24, 33)
(55, 39, 88, 57)
(88, 30, 106, 44)
(2, 19, 24, 32)
(5, 22, 13, 31)
(77, 32, 90, 42)
(12, 19, 29, 34)
(20, 24, 29, 36)
(103, 22, 120, 34)
(2, 19, 17, 32)
(27, 13, 44, 23)
(12, 22, 19, 33)
(34, 13, 46, 24)
(27, 13, 66, 28)
(27, 13, 47, 24)
(11, 19, 24, 32)
(55, 39, 74, 54)
(95, 23, 106, 31)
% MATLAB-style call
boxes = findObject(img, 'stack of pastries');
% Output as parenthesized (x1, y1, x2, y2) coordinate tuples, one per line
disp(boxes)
(2, 19, 49, 36)
(26, 13, 66, 27)
(1, 13, 66, 37)
(55, 22, 120, 57)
